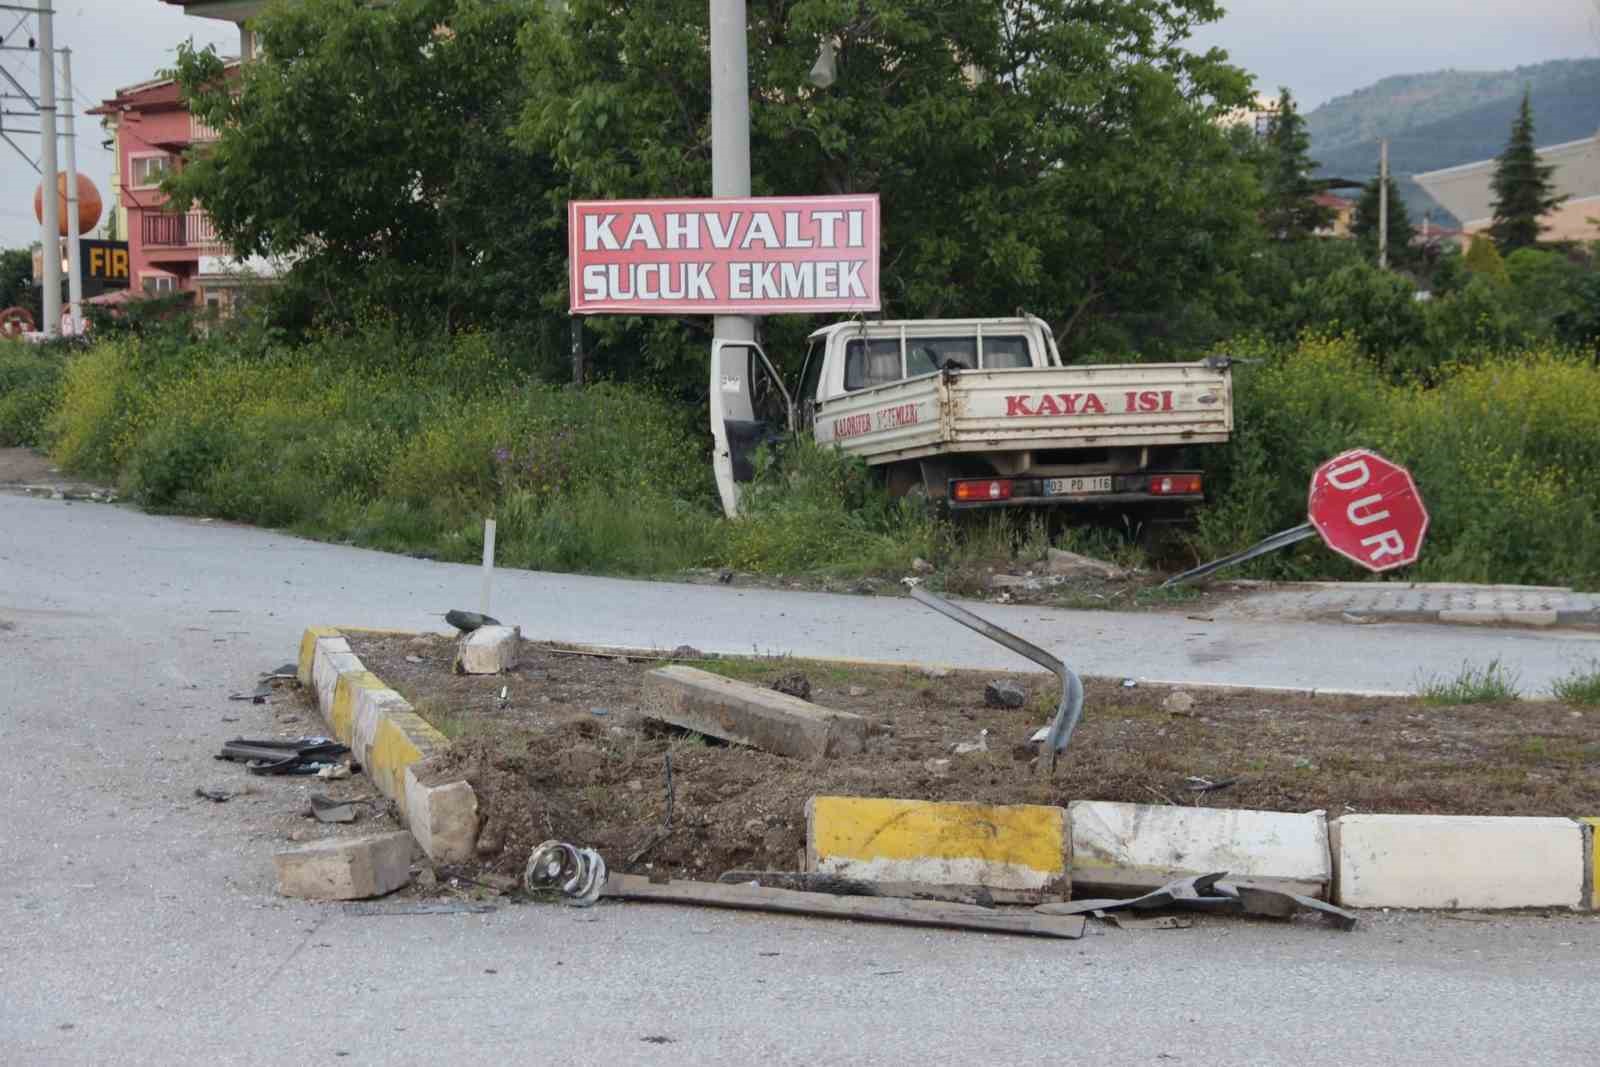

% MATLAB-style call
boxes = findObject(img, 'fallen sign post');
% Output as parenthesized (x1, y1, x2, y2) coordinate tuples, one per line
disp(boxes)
(1163, 447, 1430, 588)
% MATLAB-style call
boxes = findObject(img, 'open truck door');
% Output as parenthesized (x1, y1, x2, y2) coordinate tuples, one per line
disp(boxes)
(710, 338, 793, 518)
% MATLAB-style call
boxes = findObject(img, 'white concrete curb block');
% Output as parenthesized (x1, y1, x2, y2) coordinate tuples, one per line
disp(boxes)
(1070, 800, 1332, 899)
(1332, 814, 1587, 910)
(297, 627, 480, 865)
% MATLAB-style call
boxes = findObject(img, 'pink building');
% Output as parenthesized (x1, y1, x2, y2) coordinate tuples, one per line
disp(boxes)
(90, 65, 246, 310)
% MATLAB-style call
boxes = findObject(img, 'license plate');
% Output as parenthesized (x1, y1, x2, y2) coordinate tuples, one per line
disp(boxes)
(1045, 476, 1112, 496)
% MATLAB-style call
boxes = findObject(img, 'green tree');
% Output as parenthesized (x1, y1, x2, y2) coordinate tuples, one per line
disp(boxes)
(168, 0, 562, 336)
(1261, 88, 1334, 240)
(1463, 234, 1511, 286)
(1350, 175, 1416, 267)
(518, 0, 1262, 380)
(1487, 90, 1566, 253)
(0, 246, 38, 320)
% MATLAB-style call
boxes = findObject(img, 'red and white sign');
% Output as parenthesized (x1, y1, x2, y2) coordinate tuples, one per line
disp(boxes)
(1307, 448, 1429, 572)
(568, 195, 880, 315)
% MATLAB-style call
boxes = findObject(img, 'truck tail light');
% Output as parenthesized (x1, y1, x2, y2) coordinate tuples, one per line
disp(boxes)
(952, 478, 1013, 502)
(1150, 473, 1203, 495)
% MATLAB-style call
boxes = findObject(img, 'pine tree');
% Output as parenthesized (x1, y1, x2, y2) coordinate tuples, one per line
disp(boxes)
(1262, 88, 1334, 240)
(1351, 175, 1416, 266)
(1487, 91, 1566, 253)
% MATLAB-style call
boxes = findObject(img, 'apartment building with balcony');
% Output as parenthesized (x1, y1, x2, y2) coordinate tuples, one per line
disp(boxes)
(90, 64, 265, 312)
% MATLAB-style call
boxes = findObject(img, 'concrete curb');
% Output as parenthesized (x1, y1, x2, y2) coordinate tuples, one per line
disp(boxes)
(297, 627, 479, 864)
(307, 630, 1594, 911)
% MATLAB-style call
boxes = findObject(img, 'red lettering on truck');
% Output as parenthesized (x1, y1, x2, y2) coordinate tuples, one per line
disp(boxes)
(1123, 390, 1178, 413)
(874, 403, 920, 430)
(831, 413, 872, 439)
(1003, 393, 1108, 417)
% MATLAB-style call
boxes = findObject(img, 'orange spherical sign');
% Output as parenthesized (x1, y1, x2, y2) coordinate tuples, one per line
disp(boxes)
(33, 172, 104, 235)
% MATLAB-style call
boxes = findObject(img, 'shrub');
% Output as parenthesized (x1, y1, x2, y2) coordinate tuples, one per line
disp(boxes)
(1193, 336, 1600, 588)
(1286, 264, 1426, 372)
(726, 438, 938, 575)
(0, 343, 64, 446)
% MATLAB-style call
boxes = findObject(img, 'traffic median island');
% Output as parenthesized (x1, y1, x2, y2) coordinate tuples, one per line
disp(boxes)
(332, 631, 1598, 913)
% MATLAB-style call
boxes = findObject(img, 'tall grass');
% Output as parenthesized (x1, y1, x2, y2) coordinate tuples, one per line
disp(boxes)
(1192, 335, 1600, 589)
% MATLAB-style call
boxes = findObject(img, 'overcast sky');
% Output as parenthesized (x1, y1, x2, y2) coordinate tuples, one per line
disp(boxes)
(1, 0, 1596, 248)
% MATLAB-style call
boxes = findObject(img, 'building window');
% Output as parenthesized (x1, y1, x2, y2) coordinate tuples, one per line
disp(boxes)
(142, 274, 177, 295)
(131, 155, 173, 186)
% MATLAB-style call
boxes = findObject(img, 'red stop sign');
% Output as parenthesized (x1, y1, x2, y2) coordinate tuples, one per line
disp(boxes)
(1306, 448, 1429, 572)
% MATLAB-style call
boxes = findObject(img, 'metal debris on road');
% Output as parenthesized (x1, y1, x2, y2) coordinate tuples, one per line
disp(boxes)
(309, 794, 358, 823)
(216, 736, 352, 776)
(603, 874, 1085, 939)
(907, 586, 1084, 769)
(345, 901, 497, 917)
(524, 840, 608, 907)
(193, 786, 235, 803)
(1035, 872, 1357, 931)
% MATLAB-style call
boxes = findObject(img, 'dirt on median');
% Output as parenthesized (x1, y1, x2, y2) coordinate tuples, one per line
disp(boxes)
(343, 632, 1599, 885)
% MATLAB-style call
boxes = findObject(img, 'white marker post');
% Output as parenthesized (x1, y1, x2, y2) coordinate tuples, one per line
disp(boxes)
(479, 518, 497, 615)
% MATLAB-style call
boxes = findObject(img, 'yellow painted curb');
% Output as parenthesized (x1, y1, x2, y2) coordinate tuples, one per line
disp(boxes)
(298, 625, 343, 688)
(805, 795, 1070, 902)
(297, 626, 477, 864)
(1580, 817, 1598, 911)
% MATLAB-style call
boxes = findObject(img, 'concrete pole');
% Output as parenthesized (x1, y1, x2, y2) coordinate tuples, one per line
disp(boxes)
(1378, 138, 1389, 270)
(37, 0, 59, 337)
(709, 0, 754, 345)
(61, 47, 82, 335)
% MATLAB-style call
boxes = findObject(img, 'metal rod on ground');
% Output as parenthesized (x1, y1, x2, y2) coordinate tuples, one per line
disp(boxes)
(36, 0, 58, 337)
(60, 46, 80, 335)
(907, 585, 1084, 769)
(1160, 522, 1319, 589)
(479, 518, 497, 615)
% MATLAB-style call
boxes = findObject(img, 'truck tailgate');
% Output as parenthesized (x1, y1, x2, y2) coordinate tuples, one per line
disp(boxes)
(813, 377, 945, 456)
(948, 364, 1230, 446)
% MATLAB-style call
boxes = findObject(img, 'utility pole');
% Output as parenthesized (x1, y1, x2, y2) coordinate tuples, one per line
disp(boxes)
(1378, 138, 1389, 270)
(36, 0, 58, 336)
(708, 0, 754, 347)
(60, 45, 80, 334)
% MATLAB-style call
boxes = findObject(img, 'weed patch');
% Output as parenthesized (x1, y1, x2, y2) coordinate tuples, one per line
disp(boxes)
(1550, 662, 1600, 706)
(1418, 659, 1522, 705)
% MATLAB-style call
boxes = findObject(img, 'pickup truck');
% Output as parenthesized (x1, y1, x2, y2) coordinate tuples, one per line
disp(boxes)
(709, 316, 1233, 519)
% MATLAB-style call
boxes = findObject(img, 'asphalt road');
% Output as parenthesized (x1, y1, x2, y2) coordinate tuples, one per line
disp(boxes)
(3, 493, 1599, 1065)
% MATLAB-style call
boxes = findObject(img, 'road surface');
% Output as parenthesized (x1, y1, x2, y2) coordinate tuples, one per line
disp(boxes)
(3, 493, 1598, 1065)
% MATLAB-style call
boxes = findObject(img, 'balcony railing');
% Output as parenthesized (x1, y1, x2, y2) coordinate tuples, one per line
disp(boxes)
(190, 114, 223, 143)
(142, 211, 228, 254)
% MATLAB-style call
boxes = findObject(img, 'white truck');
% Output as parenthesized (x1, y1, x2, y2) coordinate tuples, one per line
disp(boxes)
(709, 316, 1233, 519)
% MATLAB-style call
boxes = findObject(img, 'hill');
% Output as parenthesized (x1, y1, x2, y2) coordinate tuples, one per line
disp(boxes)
(1305, 59, 1600, 226)
(1305, 59, 1600, 155)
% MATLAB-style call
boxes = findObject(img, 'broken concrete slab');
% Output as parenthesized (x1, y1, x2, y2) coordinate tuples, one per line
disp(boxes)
(274, 831, 413, 901)
(1070, 800, 1331, 899)
(454, 624, 521, 675)
(403, 763, 480, 865)
(642, 666, 867, 758)
(806, 795, 1071, 903)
